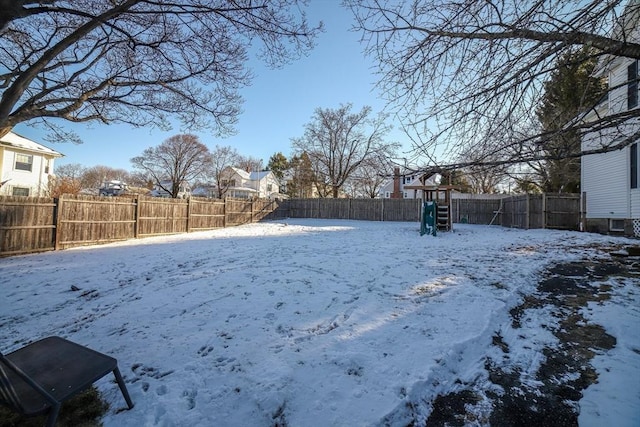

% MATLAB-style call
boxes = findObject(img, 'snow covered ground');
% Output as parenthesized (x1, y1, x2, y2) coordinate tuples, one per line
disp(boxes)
(0, 219, 638, 426)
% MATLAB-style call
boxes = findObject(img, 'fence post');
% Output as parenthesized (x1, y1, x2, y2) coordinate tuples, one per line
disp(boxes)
(223, 197, 227, 228)
(134, 195, 141, 238)
(186, 197, 192, 232)
(542, 193, 547, 229)
(54, 194, 64, 250)
(581, 192, 586, 232)
(251, 199, 256, 224)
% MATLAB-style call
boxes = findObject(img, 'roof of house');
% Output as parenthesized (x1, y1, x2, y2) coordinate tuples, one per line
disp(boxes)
(0, 131, 63, 157)
(229, 167, 279, 183)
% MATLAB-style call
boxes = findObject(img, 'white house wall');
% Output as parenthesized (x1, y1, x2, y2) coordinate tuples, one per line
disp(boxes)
(582, 148, 629, 218)
(1, 147, 56, 196)
(581, 49, 639, 235)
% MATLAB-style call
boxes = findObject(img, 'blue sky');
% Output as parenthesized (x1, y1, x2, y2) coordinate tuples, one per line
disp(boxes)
(14, 2, 414, 172)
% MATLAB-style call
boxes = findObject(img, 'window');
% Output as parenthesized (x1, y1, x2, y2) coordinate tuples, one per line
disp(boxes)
(632, 143, 638, 189)
(12, 187, 30, 196)
(15, 153, 33, 171)
(610, 219, 625, 232)
(267, 184, 273, 192)
(628, 60, 638, 110)
(44, 159, 50, 174)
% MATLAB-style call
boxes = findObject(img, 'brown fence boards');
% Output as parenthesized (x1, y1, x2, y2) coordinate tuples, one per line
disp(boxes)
(137, 197, 189, 237)
(0, 196, 56, 255)
(188, 197, 226, 231)
(544, 194, 581, 230)
(1, 195, 283, 257)
(1, 193, 583, 257)
(286, 198, 422, 222)
(351, 199, 383, 221)
(226, 198, 253, 226)
(381, 199, 421, 221)
(452, 198, 502, 225)
(56, 195, 137, 249)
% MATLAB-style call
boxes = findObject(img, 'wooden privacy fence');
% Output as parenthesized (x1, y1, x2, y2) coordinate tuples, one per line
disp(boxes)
(1, 193, 582, 256)
(0, 195, 284, 257)
(499, 193, 581, 230)
(284, 194, 581, 230)
(285, 198, 423, 222)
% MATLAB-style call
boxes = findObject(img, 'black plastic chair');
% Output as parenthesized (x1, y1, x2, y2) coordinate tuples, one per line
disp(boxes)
(0, 336, 134, 427)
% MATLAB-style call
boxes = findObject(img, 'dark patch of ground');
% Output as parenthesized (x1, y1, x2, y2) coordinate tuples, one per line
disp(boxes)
(424, 250, 639, 427)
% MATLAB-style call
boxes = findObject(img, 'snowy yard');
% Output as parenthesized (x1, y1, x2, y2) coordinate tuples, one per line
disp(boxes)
(1, 219, 639, 426)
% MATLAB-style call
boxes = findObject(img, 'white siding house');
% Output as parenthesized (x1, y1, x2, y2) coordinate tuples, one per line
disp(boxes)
(378, 169, 440, 199)
(0, 131, 63, 197)
(221, 167, 283, 199)
(581, 2, 640, 237)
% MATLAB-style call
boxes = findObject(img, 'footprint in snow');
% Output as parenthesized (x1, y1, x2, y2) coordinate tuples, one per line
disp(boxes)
(183, 389, 197, 410)
(198, 345, 214, 357)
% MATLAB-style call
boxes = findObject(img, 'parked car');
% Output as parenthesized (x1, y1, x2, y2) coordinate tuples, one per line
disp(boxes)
(99, 180, 128, 196)
(150, 180, 191, 199)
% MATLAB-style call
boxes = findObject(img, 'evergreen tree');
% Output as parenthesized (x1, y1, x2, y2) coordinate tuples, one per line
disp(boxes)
(287, 152, 315, 198)
(267, 152, 289, 180)
(535, 49, 606, 192)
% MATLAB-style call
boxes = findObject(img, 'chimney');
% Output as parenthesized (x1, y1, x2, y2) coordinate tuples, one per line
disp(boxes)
(392, 167, 402, 198)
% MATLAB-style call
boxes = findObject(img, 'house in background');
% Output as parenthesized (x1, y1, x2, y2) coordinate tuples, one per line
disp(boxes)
(0, 131, 63, 197)
(581, 2, 640, 237)
(378, 167, 440, 199)
(220, 167, 283, 199)
(150, 180, 192, 199)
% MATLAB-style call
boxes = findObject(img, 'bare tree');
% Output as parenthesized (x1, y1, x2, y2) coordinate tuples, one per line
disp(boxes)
(131, 134, 212, 198)
(345, 0, 640, 168)
(346, 150, 396, 198)
(236, 156, 263, 173)
(82, 165, 132, 190)
(49, 162, 85, 196)
(454, 142, 509, 193)
(208, 145, 241, 198)
(0, 1, 320, 141)
(292, 103, 399, 198)
(286, 152, 315, 198)
(54, 163, 86, 181)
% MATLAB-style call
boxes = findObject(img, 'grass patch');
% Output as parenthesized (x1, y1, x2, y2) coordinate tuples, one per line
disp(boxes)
(0, 386, 108, 427)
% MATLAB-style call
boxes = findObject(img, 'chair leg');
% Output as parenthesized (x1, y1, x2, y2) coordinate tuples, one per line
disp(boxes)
(45, 403, 61, 427)
(112, 366, 134, 409)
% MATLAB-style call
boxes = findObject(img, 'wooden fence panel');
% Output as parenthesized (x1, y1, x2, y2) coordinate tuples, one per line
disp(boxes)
(253, 198, 286, 221)
(529, 195, 544, 229)
(545, 194, 581, 230)
(226, 198, 253, 226)
(351, 199, 383, 221)
(288, 199, 319, 218)
(0, 196, 55, 255)
(452, 198, 502, 224)
(188, 197, 225, 231)
(56, 195, 137, 249)
(317, 199, 350, 219)
(382, 199, 422, 222)
(138, 196, 188, 237)
(502, 195, 527, 229)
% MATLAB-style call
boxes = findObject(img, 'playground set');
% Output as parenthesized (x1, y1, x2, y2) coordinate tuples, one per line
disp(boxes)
(404, 183, 455, 236)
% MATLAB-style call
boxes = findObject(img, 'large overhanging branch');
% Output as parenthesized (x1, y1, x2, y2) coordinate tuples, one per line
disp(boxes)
(0, 0, 320, 139)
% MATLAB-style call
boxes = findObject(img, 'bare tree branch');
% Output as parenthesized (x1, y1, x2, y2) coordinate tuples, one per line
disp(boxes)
(345, 0, 640, 172)
(0, 1, 321, 140)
